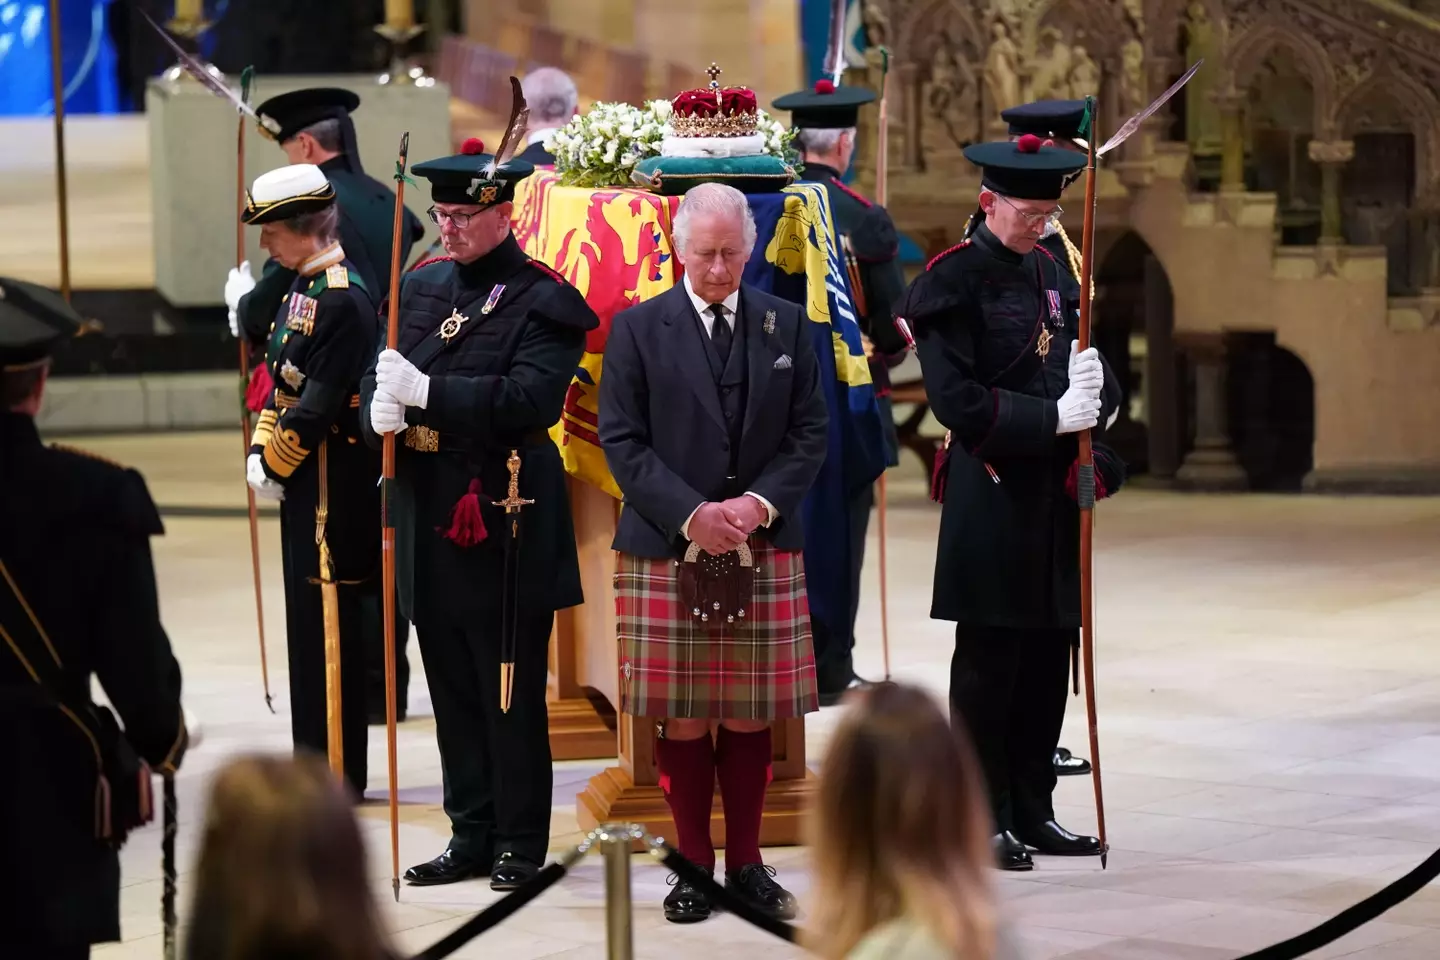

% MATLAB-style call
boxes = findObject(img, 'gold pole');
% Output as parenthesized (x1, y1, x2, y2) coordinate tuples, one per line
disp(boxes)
(316, 441, 345, 781)
(375, 0, 428, 85)
(601, 826, 635, 960)
(47, 0, 71, 301)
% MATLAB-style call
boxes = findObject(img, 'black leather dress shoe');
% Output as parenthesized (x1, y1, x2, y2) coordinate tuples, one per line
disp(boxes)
(1016, 820, 1102, 856)
(725, 863, 799, 919)
(993, 831, 1034, 871)
(489, 852, 541, 890)
(404, 849, 486, 886)
(818, 675, 869, 707)
(1054, 746, 1092, 776)
(663, 872, 712, 923)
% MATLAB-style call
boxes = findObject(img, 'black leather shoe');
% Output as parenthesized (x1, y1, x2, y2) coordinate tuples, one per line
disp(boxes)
(994, 831, 1034, 871)
(663, 872, 712, 923)
(489, 852, 541, 890)
(725, 863, 799, 920)
(818, 675, 869, 707)
(1016, 820, 1102, 856)
(404, 849, 485, 886)
(1054, 746, 1091, 776)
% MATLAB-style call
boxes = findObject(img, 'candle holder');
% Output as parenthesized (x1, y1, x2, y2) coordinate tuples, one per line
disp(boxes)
(160, 15, 224, 84)
(375, 22, 433, 86)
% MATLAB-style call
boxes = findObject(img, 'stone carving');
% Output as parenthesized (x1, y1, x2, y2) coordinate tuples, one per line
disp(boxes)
(1122, 0, 1144, 37)
(1069, 43, 1101, 100)
(860, 0, 890, 49)
(1184, 1, 1223, 154)
(1120, 37, 1145, 112)
(1306, 139, 1355, 165)
(1030, 26, 1073, 101)
(984, 20, 1022, 115)
(926, 31, 983, 150)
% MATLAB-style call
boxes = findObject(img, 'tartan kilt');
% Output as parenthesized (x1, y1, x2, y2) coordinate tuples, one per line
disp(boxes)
(615, 538, 818, 720)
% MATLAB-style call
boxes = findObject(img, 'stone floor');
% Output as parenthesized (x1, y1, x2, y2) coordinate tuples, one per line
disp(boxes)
(60, 430, 1440, 959)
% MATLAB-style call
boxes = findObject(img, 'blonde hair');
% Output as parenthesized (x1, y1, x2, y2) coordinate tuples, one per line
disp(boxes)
(805, 683, 997, 960)
(184, 753, 391, 960)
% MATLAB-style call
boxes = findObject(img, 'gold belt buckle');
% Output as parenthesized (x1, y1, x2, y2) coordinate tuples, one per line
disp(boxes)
(404, 425, 440, 452)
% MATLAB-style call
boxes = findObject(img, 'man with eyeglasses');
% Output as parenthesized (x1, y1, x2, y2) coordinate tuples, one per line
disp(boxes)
(359, 137, 598, 891)
(895, 136, 1123, 872)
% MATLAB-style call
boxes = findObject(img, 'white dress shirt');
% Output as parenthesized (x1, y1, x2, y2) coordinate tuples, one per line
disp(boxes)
(678, 273, 777, 540)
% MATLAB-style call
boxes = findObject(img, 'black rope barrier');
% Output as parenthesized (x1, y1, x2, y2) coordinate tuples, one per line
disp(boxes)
(162, 774, 177, 960)
(409, 859, 575, 960)
(652, 843, 801, 944)
(1232, 845, 1440, 960)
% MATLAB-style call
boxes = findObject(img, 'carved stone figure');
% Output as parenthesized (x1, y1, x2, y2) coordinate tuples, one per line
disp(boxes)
(1184, 0, 1223, 155)
(1030, 26, 1073, 102)
(926, 30, 982, 151)
(1069, 44, 1100, 100)
(984, 20, 1022, 117)
(1120, 37, 1145, 112)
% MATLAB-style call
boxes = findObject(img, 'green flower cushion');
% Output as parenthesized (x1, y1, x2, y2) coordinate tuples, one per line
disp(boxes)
(632, 154, 796, 196)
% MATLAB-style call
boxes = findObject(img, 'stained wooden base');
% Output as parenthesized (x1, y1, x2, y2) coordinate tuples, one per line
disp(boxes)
(577, 767, 817, 853)
(547, 695, 617, 761)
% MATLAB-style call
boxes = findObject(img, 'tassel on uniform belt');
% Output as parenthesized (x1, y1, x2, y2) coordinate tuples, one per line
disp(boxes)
(313, 439, 345, 778)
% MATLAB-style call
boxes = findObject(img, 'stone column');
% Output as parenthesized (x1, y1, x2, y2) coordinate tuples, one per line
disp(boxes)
(1175, 334, 1248, 490)
(1308, 139, 1355, 243)
(1213, 88, 1247, 191)
(1143, 254, 1180, 481)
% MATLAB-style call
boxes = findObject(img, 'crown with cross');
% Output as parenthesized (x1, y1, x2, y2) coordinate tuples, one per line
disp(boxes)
(669, 62, 760, 138)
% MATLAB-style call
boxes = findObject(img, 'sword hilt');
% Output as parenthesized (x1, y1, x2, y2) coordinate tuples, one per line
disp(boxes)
(492, 448, 535, 514)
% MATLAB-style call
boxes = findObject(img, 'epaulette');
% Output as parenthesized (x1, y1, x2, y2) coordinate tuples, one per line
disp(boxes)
(925, 239, 973, 271)
(49, 443, 126, 470)
(408, 255, 452, 273)
(324, 264, 350, 289)
(829, 177, 873, 208)
(527, 259, 567, 283)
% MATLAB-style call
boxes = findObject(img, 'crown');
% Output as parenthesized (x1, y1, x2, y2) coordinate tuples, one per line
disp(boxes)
(670, 62, 759, 138)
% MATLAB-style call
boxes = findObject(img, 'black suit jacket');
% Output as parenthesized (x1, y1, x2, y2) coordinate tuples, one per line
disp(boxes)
(599, 282, 828, 558)
(517, 140, 556, 166)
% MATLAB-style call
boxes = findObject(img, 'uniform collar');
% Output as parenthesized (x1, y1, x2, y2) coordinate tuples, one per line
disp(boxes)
(298, 242, 345, 277)
(972, 222, 1025, 265)
(454, 233, 530, 287)
(800, 160, 841, 182)
(0, 411, 41, 451)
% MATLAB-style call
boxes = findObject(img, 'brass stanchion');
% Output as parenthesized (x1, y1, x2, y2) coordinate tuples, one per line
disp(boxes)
(600, 824, 639, 960)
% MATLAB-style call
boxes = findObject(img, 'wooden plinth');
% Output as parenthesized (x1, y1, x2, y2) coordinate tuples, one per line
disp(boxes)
(547, 694, 617, 761)
(577, 711, 815, 851)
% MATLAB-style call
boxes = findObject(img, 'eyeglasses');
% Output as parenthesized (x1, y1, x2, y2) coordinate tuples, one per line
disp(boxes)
(995, 193, 1063, 228)
(427, 206, 484, 227)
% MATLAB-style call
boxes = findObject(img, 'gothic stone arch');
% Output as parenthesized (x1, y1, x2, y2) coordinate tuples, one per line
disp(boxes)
(1225, 19, 1337, 130)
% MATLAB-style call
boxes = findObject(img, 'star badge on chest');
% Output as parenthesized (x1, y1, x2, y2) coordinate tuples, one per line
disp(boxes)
(279, 359, 305, 390)
(1036, 327, 1054, 359)
(763, 310, 776, 335)
(438, 307, 470, 342)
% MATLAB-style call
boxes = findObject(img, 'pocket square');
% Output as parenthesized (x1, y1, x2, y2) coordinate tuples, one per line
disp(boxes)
(773, 354, 793, 370)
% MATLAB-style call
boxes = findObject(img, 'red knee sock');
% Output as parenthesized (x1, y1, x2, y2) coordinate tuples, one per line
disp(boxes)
(654, 733, 716, 871)
(715, 726, 772, 875)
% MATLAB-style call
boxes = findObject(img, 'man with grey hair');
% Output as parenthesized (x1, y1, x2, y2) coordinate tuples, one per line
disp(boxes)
(771, 79, 907, 706)
(599, 182, 828, 924)
(517, 67, 578, 165)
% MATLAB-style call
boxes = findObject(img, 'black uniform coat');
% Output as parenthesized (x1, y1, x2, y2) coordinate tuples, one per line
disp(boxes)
(0, 414, 186, 949)
(238, 155, 425, 345)
(251, 258, 382, 582)
(898, 222, 1121, 629)
(359, 235, 598, 624)
(599, 282, 829, 559)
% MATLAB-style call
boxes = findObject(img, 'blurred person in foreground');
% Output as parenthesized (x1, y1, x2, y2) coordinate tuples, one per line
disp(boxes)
(184, 753, 398, 960)
(517, 67, 578, 165)
(0, 277, 187, 959)
(806, 682, 1025, 960)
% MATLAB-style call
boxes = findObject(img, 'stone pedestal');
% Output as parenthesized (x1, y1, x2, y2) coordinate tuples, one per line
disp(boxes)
(1308, 139, 1355, 243)
(146, 73, 450, 307)
(1213, 89, 1247, 193)
(1176, 334, 1247, 490)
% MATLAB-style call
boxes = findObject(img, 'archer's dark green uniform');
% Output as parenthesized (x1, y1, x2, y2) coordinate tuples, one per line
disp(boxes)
(0, 415, 187, 957)
(359, 235, 597, 866)
(250, 258, 380, 796)
(798, 162, 908, 694)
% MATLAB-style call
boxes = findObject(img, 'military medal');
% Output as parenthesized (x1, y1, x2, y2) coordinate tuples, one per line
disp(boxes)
(286, 293, 317, 336)
(438, 307, 470, 341)
(481, 284, 506, 315)
(763, 309, 776, 335)
(1046, 290, 1063, 323)
(279, 359, 305, 389)
(1036, 327, 1053, 358)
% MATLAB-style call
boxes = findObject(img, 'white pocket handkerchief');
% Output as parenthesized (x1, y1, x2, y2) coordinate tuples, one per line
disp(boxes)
(773, 354, 793, 370)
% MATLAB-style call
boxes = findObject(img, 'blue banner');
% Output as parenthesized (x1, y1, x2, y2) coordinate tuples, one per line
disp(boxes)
(0, 0, 121, 116)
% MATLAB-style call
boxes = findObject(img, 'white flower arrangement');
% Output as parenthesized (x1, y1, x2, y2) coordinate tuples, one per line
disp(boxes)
(547, 98, 798, 188)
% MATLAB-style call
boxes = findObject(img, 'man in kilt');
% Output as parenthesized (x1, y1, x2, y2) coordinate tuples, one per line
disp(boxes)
(598, 182, 828, 924)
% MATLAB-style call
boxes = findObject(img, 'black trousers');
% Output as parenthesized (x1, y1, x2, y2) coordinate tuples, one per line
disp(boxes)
(7, 945, 88, 960)
(415, 605, 554, 865)
(812, 482, 874, 693)
(363, 594, 411, 716)
(949, 623, 1073, 833)
(279, 508, 371, 797)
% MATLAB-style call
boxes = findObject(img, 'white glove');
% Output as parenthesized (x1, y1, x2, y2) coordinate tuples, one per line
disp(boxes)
(375, 349, 430, 409)
(225, 262, 256, 339)
(1066, 339, 1103, 397)
(246, 453, 285, 502)
(1056, 386, 1102, 435)
(369, 388, 409, 435)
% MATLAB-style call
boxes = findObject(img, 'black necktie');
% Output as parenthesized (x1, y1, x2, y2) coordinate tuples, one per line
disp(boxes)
(708, 304, 732, 364)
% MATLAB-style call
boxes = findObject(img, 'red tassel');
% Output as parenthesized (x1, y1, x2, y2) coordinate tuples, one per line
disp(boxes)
(1066, 459, 1110, 502)
(929, 443, 950, 503)
(440, 479, 488, 547)
(245, 365, 273, 413)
